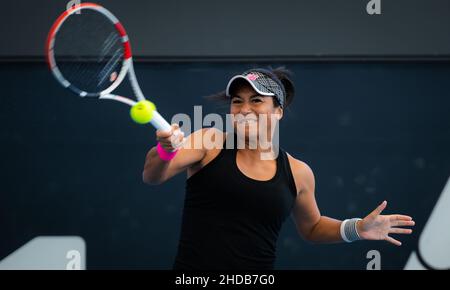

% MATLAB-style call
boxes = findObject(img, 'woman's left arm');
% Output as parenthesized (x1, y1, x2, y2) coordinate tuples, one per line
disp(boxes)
(289, 157, 415, 245)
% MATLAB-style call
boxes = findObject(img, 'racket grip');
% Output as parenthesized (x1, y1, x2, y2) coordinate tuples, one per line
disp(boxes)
(150, 110, 172, 132)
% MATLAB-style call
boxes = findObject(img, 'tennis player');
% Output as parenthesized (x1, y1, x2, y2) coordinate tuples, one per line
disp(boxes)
(143, 67, 415, 270)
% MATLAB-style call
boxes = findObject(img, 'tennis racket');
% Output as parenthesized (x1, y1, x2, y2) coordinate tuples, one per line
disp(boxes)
(45, 2, 172, 132)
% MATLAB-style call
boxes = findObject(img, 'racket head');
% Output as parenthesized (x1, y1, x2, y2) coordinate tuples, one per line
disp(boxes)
(46, 3, 132, 98)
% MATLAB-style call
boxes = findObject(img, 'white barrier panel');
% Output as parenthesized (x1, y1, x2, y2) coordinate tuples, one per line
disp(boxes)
(0, 236, 86, 270)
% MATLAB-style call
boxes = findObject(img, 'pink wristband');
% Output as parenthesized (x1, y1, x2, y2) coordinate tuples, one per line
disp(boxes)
(156, 142, 178, 161)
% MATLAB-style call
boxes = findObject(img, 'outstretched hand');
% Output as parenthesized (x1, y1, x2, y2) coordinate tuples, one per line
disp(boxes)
(357, 201, 415, 246)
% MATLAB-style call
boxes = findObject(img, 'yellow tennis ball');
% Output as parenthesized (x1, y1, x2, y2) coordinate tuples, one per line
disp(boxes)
(130, 100, 156, 124)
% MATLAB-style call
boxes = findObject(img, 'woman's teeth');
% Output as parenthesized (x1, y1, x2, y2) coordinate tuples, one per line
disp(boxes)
(238, 119, 257, 124)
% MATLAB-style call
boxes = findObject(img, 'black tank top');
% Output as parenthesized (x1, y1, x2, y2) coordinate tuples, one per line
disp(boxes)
(173, 134, 297, 270)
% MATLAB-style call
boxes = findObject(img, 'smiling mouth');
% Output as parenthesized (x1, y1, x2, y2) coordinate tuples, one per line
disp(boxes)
(234, 115, 258, 124)
(237, 119, 257, 125)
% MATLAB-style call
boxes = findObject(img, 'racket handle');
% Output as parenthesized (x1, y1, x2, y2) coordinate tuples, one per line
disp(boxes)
(150, 110, 172, 132)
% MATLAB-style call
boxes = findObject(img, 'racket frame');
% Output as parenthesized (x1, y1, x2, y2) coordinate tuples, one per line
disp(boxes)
(46, 2, 171, 132)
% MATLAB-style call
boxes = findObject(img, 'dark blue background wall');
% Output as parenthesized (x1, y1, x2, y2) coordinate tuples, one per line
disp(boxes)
(1, 62, 449, 269)
(2, 0, 450, 59)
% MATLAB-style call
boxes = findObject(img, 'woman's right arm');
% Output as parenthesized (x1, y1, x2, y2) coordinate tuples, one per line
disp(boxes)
(142, 125, 209, 185)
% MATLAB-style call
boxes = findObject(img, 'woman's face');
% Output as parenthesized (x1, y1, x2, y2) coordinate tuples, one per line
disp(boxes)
(230, 83, 283, 142)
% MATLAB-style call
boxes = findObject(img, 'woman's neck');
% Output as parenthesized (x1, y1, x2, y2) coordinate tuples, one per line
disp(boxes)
(235, 134, 279, 161)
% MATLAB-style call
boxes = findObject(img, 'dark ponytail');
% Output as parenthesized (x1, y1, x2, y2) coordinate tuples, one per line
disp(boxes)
(269, 66, 295, 108)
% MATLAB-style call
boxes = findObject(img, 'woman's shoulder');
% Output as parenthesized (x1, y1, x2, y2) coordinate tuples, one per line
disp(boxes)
(186, 127, 226, 150)
(186, 128, 227, 177)
(285, 152, 315, 194)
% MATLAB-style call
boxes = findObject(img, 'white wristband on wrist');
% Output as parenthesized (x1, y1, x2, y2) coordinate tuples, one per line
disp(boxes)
(340, 218, 362, 243)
